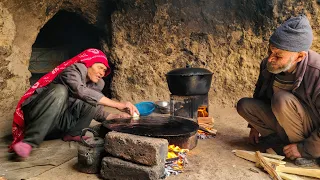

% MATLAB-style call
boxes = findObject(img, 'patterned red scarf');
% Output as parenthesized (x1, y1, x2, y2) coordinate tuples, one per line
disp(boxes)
(9, 48, 110, 151)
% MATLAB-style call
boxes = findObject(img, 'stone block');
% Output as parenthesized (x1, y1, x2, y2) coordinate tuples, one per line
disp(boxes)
(105, 131, 168, 166)
(100, 156, 165, 180)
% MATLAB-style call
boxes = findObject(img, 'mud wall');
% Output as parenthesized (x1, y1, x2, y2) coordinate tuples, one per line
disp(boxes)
(110, 0, 320, 105)
(0, 0, 319, 138)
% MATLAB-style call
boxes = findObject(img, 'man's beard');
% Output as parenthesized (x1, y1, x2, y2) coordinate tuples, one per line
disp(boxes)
(267, 57, 295, 74)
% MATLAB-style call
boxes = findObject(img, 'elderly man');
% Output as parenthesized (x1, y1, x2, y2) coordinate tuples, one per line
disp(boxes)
(237, 15, 320, 166)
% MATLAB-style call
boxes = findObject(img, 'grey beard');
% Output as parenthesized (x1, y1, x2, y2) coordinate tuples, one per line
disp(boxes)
(267, 57, 294, 74)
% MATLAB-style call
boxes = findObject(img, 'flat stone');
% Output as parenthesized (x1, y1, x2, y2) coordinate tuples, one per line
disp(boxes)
(105, 131, 168, 166)
(100, 156, 165, 180)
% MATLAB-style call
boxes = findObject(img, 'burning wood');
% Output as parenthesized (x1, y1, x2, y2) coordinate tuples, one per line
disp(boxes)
(198, 106, 209, 117)
(165, 145, 189, 177)
(197, 117, 217, 139)
(197, 128, 216, 139)
(198, 117, 214, 125)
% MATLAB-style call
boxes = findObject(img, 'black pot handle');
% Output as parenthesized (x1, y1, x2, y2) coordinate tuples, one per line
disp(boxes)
(80, 128, 99, 148)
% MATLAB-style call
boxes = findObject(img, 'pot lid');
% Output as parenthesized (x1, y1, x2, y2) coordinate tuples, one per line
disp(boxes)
(166, 67, 213, 76)
(102, 116, 199, 137)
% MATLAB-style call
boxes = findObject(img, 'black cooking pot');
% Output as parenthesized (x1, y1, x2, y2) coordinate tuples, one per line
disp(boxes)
(166, 66, 213, 95)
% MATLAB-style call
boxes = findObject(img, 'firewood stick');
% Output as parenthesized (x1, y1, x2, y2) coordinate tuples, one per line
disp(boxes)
(255, 151, 283, 180)
(209, 128, 217, 134)
(198, 123, 213, 129)
(204, 128, 217, 135)
(235, 150, 285, 160)
(198, 117, 214, 125)
(266, 148, 278, 155)
(260, 153, 285, 160)
(277, 172, 304, 180)
(232, 150, 286, 165)
(276, 166, 320, 179)
(198, 125, 217, 135)
(245, 150, 285, 160)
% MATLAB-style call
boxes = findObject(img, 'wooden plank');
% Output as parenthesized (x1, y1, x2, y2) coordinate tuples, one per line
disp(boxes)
(232, 150, 286, 165)
(198, 117, 214, 125)
(198, 123, 213, 129)
(237, 150, 285, 160)
(266, 148, 278, 155)
(199, 125, 217, 135)
(277, 172, 304, 180)
(255, 151, 282, 180)
(276, 166, 320, 179)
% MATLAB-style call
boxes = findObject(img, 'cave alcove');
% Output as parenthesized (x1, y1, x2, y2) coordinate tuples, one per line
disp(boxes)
(29, 10, 113, 97)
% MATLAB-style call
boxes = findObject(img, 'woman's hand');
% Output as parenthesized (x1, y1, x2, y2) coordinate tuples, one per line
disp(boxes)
(118, 101, 139, 116)
(106, 113, 131, 120)
(98, 97, 139, 116)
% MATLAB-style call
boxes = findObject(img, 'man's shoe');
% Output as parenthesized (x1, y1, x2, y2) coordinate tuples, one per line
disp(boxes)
(13, 141, 32, 158)
(295, 157, 317, 167)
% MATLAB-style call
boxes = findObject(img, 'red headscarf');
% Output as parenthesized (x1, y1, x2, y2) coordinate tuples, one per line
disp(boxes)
(9, 48, 110, 151)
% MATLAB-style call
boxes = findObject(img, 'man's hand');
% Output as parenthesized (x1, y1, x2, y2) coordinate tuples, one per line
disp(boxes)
(106, 113, 131, 120)
(248, 127, 260, 144)
(119, 102, 139, 116)
(283, 144, 302, 160)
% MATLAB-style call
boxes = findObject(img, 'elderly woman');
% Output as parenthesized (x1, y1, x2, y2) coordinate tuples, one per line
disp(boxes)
(10, 48, 139, 158)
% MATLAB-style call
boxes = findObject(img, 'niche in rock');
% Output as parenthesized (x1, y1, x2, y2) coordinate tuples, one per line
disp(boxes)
(29, 10, 102, 85)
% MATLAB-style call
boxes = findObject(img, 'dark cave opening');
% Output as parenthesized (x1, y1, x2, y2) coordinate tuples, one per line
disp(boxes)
(29, 10, 113, 97)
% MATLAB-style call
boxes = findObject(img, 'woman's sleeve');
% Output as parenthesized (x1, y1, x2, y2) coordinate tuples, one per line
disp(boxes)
(58, 64, 104, 106)
(93, 105, 110, 122)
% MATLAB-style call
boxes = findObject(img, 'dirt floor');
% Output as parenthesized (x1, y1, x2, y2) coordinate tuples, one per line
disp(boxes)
(0, 106, 319, 180)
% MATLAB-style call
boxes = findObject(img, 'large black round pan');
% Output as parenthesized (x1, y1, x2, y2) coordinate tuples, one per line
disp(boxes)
(101, 116, 199, 138)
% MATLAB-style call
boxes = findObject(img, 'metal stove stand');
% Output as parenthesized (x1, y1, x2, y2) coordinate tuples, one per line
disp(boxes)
(170, 94, 209, 123)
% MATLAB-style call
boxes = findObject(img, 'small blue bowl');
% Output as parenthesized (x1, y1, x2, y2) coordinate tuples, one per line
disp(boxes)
(135, 101, 155, 116)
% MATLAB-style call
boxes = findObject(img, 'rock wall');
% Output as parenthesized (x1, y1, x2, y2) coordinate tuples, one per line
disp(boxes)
(0, 0, 319, 138)
(0, 1, 16, 138)
(110, 0, 320, 105)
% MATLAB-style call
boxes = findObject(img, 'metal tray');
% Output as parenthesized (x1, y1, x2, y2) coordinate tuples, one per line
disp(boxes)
(102, 115, 199, 138)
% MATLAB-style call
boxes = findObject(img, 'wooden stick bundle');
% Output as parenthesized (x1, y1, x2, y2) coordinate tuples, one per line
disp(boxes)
(232, 150, 286, 165)
(276, 166, 320, 179)
(233, 149, 320, 179)
(277, 172, 304, 180)
(255, 151, 282, 180)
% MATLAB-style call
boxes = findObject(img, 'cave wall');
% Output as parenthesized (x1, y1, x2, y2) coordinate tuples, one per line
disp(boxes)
(110, 0, 320, 105)
(0, 0, 319, 138)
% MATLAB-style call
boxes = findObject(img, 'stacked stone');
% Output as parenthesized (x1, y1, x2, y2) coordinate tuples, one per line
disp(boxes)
(101, 131, 168, 180)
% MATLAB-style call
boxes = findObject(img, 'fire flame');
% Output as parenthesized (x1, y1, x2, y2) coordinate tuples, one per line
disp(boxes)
(167, 145, 189, 158)
(198, 106, 208, 117)
(166, 145, 189, 171)
(197, 106, 215, 138)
